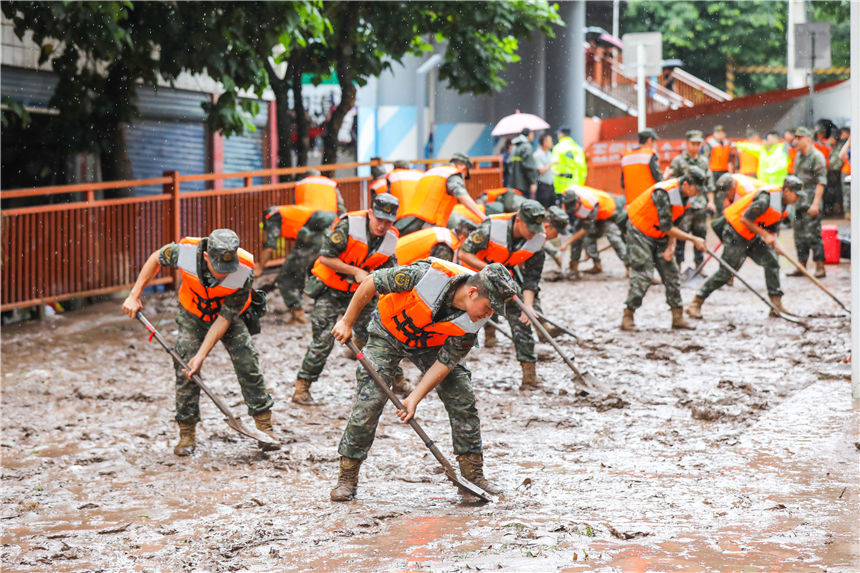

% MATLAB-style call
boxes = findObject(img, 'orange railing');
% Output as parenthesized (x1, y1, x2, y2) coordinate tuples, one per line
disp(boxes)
(1, 157, 502, 311)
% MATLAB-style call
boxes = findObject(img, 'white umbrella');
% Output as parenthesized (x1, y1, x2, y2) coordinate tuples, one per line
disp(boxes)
(491, 110, 550, 137)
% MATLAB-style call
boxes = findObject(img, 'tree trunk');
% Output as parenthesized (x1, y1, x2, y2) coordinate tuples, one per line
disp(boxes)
(264, 59, 293, 170)
(290, 51, 310, 167)
(322, 3, 361, 166)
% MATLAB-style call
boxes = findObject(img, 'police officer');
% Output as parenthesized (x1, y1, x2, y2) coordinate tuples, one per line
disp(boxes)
(552, 126, 587, 196)
(121, 229, 279, 455)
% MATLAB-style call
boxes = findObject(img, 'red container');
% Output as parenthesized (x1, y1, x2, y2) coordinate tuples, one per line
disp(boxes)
(821, 225, 841, 264)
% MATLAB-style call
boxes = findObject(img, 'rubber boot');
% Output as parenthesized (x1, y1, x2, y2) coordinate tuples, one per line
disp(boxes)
(289, 307, 307, 324)
(456, 453, 502, 495)
(391, 372, 411, 397)
(787, 259, 807, 277)
(583, 259, 603, 275)
(686, 295, 705, 319)
(173, 422, 196, 456)
(769, 295, 790, 317)
(520, 362, 538, 389)
(620, 308, 635, 331)
(292, 378, 314, 405)
(671, 307, 695, 330)
(483, 324, 497, 348)
(814, 261, 826, 278)
(330, 457, 363, 501)
(253, 410, 281, 451)
(568, 260, 582, 280)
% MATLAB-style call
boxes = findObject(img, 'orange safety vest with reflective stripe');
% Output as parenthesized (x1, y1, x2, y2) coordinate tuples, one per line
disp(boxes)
(369, 177, 388, 196)
(268, 204, 317, 240)
(566, 185, 617, 221)
(627, 179, 688, 239)
(786, 145, 797, 174)
(621, 146, 658, 204)
(310, 211, 398, 293)
(400, 165, 461, 226)
(176, 237, 253, 321)
(395, 227, 461, 266)
(706, 136, 731, 172)
(485, 187, 522, 203)
(738, 142, 760, 176)
(451, 203, 485, 225)
(724, 190, 785, 240)
(378, 258, 489, 348)
(386, 168, 423, 217)
(728, 174, 774, 203)
(467, 213, 546, 271)
(295, 175, 338, 211)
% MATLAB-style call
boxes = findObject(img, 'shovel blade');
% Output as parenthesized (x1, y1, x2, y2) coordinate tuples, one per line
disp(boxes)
(225, 417, 280, 445)
(444, 469, 492, 502)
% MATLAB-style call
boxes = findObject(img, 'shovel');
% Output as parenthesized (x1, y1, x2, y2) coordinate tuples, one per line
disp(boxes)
(704, 249, 807, 327)
(512, 296, 604, 394)
(344, 339, 492, 502)
(777, 244, 851, 315)
(135, 312, 279, 446)
(683, 241, 722, 287)
(532, 309, 580, 342)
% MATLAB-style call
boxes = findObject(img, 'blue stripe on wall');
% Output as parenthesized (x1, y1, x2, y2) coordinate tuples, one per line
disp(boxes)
(377, 106, 417, 159)
(432, 123, 457, 156)
(468, 124, 495, 157)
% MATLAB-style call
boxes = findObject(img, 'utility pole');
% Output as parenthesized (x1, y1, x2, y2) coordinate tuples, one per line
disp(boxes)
(851, 0, 859, 399)
(786, 0, 807, 89)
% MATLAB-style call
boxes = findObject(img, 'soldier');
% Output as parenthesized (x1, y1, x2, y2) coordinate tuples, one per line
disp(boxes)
(559, 185, 628, 277)
(621, 128, 662, 206)
(121, 229, 279, 455)
(293, 168, 346, 213)
(718, 172, 777, 209)
(788, 127, 828, 278)
(541, 206, 570, 272)
(395, 154, 486, 236)
(395, 226, 461, 266)
(328, 260, 518, 501)
(368, 164, 389, 198)
(621, 167, 708, 331)
(373, 160, 423, 217)
(687, 176, 802, 319)
(458, 200, 548, 388)
(667, 130, 716, 274)
(481, 186, 526, 215)
(292, 194, 400, 405)
(704, 125, 734, 215)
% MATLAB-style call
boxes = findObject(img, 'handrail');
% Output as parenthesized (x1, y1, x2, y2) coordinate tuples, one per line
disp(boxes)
(671, 68, 733, 102)
(601, 60, 694, 109)
(1, 176, 172, 199)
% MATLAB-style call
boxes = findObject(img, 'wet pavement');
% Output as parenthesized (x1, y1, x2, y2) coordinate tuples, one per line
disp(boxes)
(1, 229, 857, 572)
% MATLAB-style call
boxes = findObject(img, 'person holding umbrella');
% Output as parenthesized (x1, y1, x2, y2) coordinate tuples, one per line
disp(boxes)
(507, 128, 539, 197)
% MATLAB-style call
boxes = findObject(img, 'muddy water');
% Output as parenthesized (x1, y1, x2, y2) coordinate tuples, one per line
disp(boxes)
(2, 229, 857, 572)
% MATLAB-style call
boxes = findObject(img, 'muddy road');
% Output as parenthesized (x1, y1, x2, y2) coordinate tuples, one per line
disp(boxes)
(2, 229, 857, 572)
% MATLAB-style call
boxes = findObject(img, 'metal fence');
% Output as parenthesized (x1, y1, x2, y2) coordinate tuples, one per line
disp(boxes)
(1, 157, 502, 311)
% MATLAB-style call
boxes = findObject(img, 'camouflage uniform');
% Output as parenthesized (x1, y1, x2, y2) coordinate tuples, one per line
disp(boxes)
(669, 151, 714, 267)
(460, 216, 545, 363)
(697, 196, 783, 300)
(297, 217, 395, 383)
(563, 196, 628, 264)
(792, 146, 827, 263)
(159, 242, 273, 424)
(624, 190, 687, 310)
(394, 172, 469, 236)
(483, 188, 526, 214)
(263, 210, 337, 309)
(338, 262, 485, 460)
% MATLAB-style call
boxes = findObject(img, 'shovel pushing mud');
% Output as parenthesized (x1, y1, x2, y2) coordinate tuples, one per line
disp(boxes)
(344, 339, 492, 502)
(135, 311, 279, 446)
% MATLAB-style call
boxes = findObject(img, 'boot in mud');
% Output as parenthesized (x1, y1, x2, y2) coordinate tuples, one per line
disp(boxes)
(520, 362, 539, 389)
(582, 259, 603, 275)
(814, 261, 826, 278)
(173, 422, 196, 456)
(292, 378, 315, 405)
(568, 260, 582, 280)
(671, 307, 695, 330)
(769, 295, 790, 317)
(535, 321, 562, 342)
(391, 372, 411, 397)
(787, 259, 807, 277)
(253, 410, 281, 451)
(483, 324, 497, 348)
(456, 453, 502, 496)
(330, 457, 363, 502)
(620, 308, 635, 331)
(288, 307, 307, 325)
(686, 295, 705, 319)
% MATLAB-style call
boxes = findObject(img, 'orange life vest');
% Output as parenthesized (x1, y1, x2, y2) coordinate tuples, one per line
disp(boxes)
(485, 187, 522, 203)
(395, 227, 461, 267)
(378, 258, 489, 348)
(451, 203, 485, 225)
(295, 175, 338, 211)
(566, 185, 617, 221)
(467, 213, 546, 271)
(369, 177, 388, 196)
(268, 204, 318, 240)
(627, 179, 688, 239)
(786, 146, 797, 174)
(176, 237, 253, 322)
(842, 154, 851, 175)
(724, 190, 786, 240)
(706, 136, 731, 172)
(310, 211, 399, 293)
(728, 174, 775, 203)
(738, 142, 760, 176)
(399, 165, 461, 226)
(621, 146, 658, 204)
(813, 141, 832, 168)
(386, 168, 423, 217)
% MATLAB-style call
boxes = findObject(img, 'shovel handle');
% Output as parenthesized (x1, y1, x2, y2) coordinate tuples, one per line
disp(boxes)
(687, 241, 722, 282)
(531, 309, 579, 341)
(512, 296, 589, 384)
(777, 244, 850, 314)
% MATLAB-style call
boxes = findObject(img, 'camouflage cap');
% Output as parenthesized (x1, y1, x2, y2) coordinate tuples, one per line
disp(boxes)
(715, 172, 736, 193)
(713, 124, 725, 133)
(547, 205, 570, 233)
(782, 174, 803, 193)
(206, 229, 241, 274)
(686, 129, 704, 142)
(517, 199, 546, 234)
(683, 165, 707, 189)
(450, 153, 474, 169)
(477, 262, 518, 315)
(638, 128, 659, 141)
(794, 126, 814, 138)
(305, 168, 322, 177)
(392, 160, 411, 169)
(371, 193, 399, 222)
(561, 188, 581, 205)
(370, 164, 388, 179)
